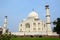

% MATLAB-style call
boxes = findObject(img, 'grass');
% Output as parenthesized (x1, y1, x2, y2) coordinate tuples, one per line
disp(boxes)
(10, 37, 60, 40)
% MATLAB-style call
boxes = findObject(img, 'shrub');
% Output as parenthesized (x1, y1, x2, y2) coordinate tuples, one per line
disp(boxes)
(0, 33, 12, 40)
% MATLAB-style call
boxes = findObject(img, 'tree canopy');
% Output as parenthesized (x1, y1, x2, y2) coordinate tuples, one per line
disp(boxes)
(53, 18, 60, 34)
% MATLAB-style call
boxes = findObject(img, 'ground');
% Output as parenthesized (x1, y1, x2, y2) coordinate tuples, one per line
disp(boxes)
(10, 37, 60, 40)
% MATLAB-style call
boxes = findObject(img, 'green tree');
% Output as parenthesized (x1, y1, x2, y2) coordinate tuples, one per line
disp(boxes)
(53, 18, 60, 36)
(0, 33, 12, 40)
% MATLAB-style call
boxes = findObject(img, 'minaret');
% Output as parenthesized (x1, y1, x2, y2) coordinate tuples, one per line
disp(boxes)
(3, 16, 7, 34)
(45, 4, 52, 35)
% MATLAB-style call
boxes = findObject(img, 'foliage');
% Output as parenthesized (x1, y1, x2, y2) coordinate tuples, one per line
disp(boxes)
(0, 33, 12, 40)
(53, 18, 60, 35)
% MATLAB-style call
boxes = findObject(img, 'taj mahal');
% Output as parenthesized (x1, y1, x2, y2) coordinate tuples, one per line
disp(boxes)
(0, 4, 58, 36)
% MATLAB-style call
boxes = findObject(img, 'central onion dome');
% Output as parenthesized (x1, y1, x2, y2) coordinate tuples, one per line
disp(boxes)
(28, 11, 39, 18)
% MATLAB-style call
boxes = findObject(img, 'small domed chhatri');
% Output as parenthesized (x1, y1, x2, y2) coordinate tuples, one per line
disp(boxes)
(28, 11, 39, 18)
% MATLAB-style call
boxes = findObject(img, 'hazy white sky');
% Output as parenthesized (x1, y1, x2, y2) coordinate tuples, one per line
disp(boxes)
(0, 0, 60, 32)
